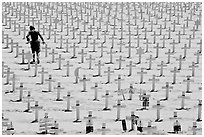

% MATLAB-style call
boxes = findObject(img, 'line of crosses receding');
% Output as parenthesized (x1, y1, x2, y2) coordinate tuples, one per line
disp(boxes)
(2, 2, 202, 135)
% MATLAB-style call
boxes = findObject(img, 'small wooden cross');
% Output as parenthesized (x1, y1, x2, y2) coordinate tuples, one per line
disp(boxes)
(98, 43, 107, 58)
(149, 75, 159, 92)
(19, 49, 26, 64)
(115, 56, 125, 70)
(54, 82, 64, 101)
(126, 61, 136, 76)
(93, 60, 104, 77)
(55, 54, 65, 70)
(86, 54, 95, 70)
(106, 48, 115, 64)
(137, 68, 147, 84)
(181, 44, 189, 59)
(72, 100, 82, 122)
(183, 76, 194, 93)
(42, 43, 51, 57)
(3, 67, 14, 85)
(63, 61, 73, 77)
(14, 82, 26, 102)
(49, 49, 58, 63)
(194, 50, 201, 64)
(161, 82, 173, 101)
(113, 100, 126, 121)
(89, 39, 98, 52)
(25, 51, 33, 70)
(8, 39, 14, 53)
(176, 92, 190, 110)
(42, 75, 55, 92)
(31, 101, 43, 123)
(91, 83, 101, 101)
(169, 39, 178, 53)
(171, 67, 180, 84)
(136, 47, 145, 64)
(63, 91, 72, 112)
(8, 73, 18, 93)
(102, 90, 113, 111)
(153, 43, 161, 58)
(176, 55, 185, 70)
(157, 61, 167, 77)
(37, 67, 48, 85)
(152, 100, 165, 122)
(125, 42, 134, 58)
(23, 91, 35, 113)
(196, 100, 202, 122)
(186, 35, 193, 48)
(104, 67, 114, 84)
(2, 61, 8, 77)
(80, 75, 90, 92)
(57, 35, 64, 49)
(78, 49, 87, 64)
(70, 43, 79, 59)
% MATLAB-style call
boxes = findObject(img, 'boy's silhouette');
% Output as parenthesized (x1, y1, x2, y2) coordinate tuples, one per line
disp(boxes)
(26, 26, 45, 64)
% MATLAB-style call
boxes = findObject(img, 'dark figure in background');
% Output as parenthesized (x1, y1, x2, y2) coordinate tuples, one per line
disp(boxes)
(26, 26, 45, 64)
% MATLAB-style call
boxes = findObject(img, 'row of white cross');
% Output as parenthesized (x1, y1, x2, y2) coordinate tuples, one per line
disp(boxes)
(2, 2, 202, 135)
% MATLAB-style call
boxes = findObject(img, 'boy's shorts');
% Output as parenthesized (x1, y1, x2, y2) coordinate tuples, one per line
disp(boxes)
(31, 40, 40, 53)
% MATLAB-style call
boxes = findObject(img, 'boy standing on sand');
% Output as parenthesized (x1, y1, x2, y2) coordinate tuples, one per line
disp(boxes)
(26, 26, 45, 64)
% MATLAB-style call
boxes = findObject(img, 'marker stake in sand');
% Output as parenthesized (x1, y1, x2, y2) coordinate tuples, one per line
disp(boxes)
(137, 68, 147, 84)
(94, 60, 104, 77)
(157, 61, 167, 77)
(15, 83, 26, 102)
(196, 100, 202, 122)
(63, 61, 73, 77)
(113, 100, 126, 121)
(183, 76, 193, 93)
(126, 61, 136, 76)
(161, 82, 173, 100)
(115, 56, 125, 70)
(19, 49, 26, 64)
(149, 75, 159, 92)
(104, 67, 114, 84)
(91, 83, 101, 101)
(38, 67, 48, 84)
(25, 51, 32, 70)
(43, 75, 54, 92)
(23, 91, 34, 112)
(72, 100, 82, 122)
(31, 101, 43, 123)
(171, 67, 180, 84)
(176, 92, 190, 110)
(102, 91, 113, 111)
(146, 55, 155, 70)
(54, 82, 64, 101)
(4, 67, 14, 85)
(63, 92, 72, 112)
(152, 100, 164, 122)
(80, 75, 90, 92)
(49, 49, 58, 63)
